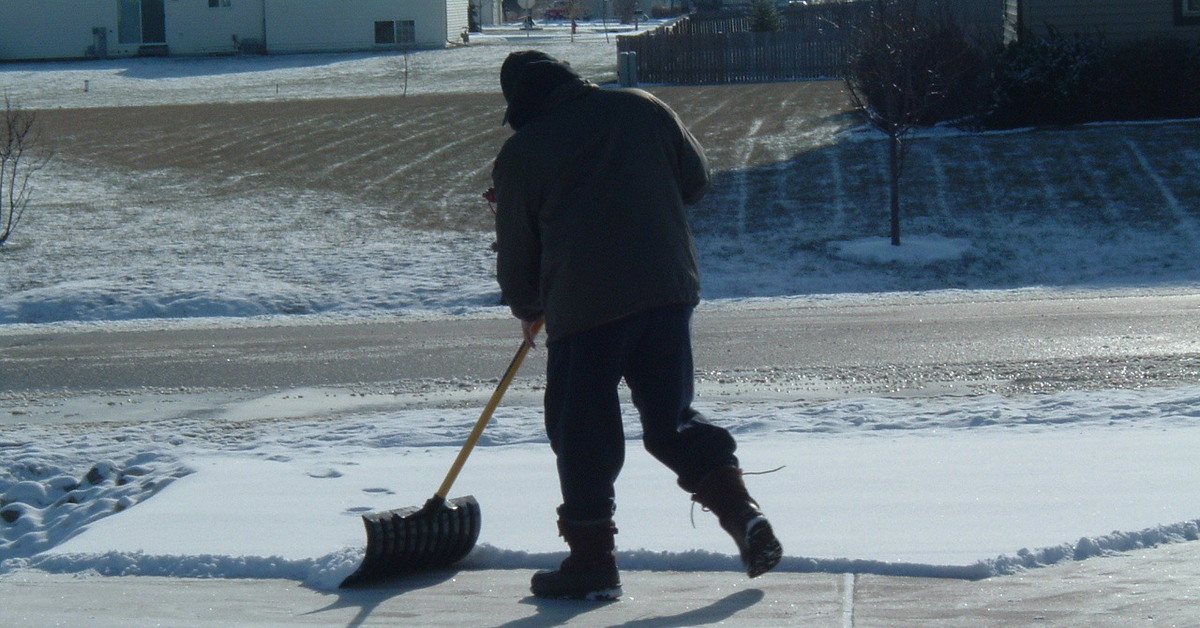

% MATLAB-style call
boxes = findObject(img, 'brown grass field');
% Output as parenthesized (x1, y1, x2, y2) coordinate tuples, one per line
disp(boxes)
(37, 83, 851, 232)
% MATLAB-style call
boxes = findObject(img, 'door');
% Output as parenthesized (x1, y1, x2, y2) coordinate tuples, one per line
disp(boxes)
(141, 0, 166, 44)
(118, 0, 166, 45)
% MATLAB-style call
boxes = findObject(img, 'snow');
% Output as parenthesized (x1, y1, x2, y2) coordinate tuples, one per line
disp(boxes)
(7, 391, 1200, 591)
(0, 22, 630, 111)
(830, 235, 970, 265)
(2, 20, 1200, 601)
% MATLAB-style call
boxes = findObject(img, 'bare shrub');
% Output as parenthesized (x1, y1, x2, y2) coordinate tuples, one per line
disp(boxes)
(1, 95, 51, 246)
(843, 0, 980, 245)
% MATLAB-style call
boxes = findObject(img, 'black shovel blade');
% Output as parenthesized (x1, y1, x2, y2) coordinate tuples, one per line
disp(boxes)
(339, 495, 481, 588)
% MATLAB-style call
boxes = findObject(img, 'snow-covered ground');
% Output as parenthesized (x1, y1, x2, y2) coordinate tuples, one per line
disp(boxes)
(0, 21, 633, 110)
(6, 387, 1200, 592)
(2, 20, 1200, 607)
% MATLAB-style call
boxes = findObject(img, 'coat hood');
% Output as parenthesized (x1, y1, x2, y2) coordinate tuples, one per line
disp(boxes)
(500, 50, 592, 130)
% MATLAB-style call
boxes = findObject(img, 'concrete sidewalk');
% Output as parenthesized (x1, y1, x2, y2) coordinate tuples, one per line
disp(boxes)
(3, 540, 1197, 627)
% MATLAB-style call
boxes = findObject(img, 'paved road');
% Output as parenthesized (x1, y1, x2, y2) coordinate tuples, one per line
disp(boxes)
(3, 288, 1197, 407)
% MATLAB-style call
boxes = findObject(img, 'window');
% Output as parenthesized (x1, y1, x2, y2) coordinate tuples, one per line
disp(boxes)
(397, 20, 416, 45)
(374, 21, 395, 45)
(1179, 0, 1200, 24)
(375, 20, 417, 46)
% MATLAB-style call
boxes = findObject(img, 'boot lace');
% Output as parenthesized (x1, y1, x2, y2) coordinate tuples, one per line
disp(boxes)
(688, 466, 784, 528)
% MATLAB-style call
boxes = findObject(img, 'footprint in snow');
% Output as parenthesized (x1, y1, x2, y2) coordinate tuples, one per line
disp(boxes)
(306, 468, 343, 479)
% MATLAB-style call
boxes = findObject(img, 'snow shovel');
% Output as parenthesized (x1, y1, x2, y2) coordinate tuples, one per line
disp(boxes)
(339, 320, 542, 588)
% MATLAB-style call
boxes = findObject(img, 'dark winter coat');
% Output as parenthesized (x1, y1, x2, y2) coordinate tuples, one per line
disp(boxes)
(492, 57, 711, 343)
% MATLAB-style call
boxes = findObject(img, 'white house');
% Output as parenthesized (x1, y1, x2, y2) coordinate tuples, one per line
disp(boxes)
(0, 0, 469, 61)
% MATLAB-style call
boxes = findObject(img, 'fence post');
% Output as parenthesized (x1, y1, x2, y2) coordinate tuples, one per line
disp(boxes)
(618, 51, 638, 87)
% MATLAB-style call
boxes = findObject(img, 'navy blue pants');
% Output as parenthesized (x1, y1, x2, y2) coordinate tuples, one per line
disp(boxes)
(544, 303, 739, 522)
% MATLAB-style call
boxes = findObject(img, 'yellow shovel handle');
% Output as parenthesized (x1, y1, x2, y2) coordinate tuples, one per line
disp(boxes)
(435, 318, 543, 500)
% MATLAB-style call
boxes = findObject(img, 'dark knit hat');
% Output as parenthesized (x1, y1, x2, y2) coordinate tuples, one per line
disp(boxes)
(500, 50, 582, 129)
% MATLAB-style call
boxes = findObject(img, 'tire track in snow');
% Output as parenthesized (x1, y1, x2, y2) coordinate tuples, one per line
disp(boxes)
(236, 112, 350, 162)
(136, 112, 289, 163)
(681, 92, 734, 130)
(765, 88, 811, 236)
(731, 118, 764, 238)
(134, 110, 375, 171)
(841, 572, 856, 628)
(229, 106, 441, 178)
(770, 155, 794, 233)
(266, 119, 392, 173)
(354, 126, 497, 196)
(1032, 143, 1062, 210)
(970, 136, 1000, 209)
(968, 136, 1009, 241)
(315, 109, 450, 177)
(924, 142, 953, 221)
(436, 158, 498, 222)
(825, 144, 849, 232)
(874, 141, 890, 228)
(109, 119, 231, 163)
(1066, 134, 1119, 223)
(193, 111, 355, 164)
(1125, 137, 1200, 251)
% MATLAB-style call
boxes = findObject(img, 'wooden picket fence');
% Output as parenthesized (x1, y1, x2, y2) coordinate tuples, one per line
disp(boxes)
(618, 31, 850, 84)
(616, 3, 869, 85)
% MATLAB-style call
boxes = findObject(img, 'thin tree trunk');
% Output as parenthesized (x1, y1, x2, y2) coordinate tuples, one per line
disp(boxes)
(889, 132, 901, 246)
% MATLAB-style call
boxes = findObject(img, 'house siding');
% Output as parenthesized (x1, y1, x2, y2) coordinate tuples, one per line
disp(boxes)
(1022, 0, 1200, 41)
(0, 0, 117, 60)
(935, 0, 1014, 43)
(0, 0, 456, 61)
(264, 0, 448, 53)
(168, 1, 265, 56)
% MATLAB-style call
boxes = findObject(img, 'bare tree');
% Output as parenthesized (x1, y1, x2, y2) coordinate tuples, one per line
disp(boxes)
(843, 0, 973, 246)
(1, 95, 51, 246)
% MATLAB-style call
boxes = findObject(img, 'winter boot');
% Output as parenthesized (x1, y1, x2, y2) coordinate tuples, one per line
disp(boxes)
(692, 465, 783, 578)
(530, 519, 622, 600)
